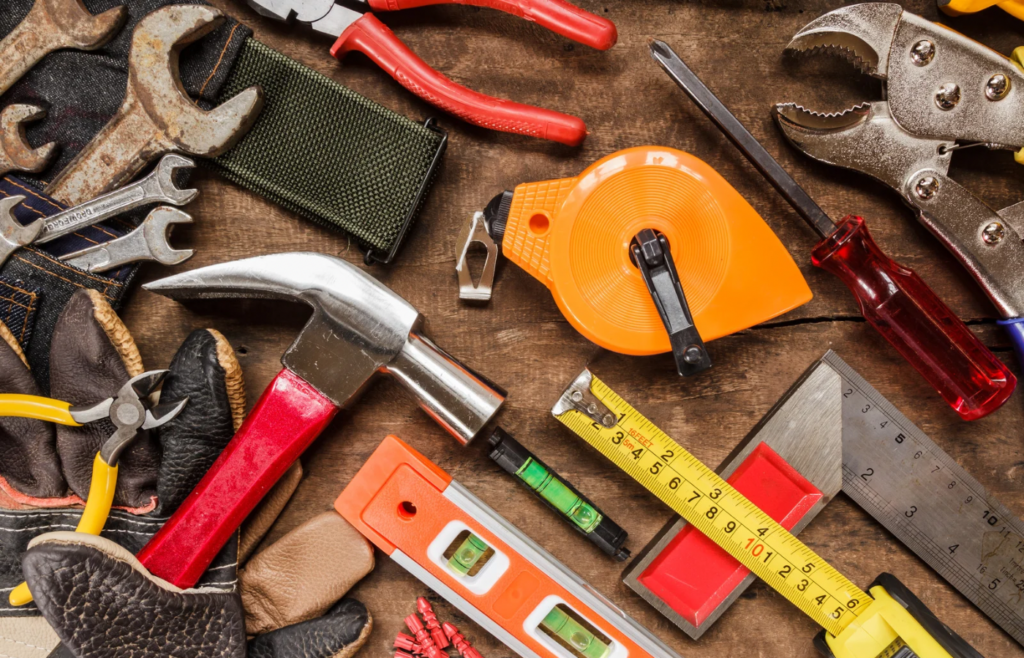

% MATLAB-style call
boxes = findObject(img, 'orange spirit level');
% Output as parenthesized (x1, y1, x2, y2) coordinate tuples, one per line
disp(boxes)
(335, 436, 680, 658)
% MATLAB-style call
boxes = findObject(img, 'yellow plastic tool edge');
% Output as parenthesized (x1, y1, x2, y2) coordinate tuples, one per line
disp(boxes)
(9, 453, 118, 606)
(0, 394, 81, 426)
(825, 584, 954, 658)
(940, 0, 1024, 20)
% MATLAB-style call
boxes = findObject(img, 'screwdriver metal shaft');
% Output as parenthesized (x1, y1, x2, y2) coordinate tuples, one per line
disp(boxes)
(649, 40, 1015, 421)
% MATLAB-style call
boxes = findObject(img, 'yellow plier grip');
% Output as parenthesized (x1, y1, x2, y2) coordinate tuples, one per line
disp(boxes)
(940, 0, 1024, 19)
(9, 453, 117, 606)
(0, 394, 82, 426)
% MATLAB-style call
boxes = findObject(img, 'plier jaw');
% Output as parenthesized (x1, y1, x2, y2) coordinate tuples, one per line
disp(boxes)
(785, 2, 1024, 150)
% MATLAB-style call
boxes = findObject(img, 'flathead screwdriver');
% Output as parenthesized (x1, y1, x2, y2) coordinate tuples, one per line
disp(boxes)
(649, 40, 1015, 421)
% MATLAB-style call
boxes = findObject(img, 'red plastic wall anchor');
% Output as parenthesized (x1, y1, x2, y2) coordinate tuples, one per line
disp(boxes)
(443, 622, 483, 658)
(636, 442, 822, 628)
(418, 597, 450, 648)
(330, 14, 587, 146)
(137, 368, 339, 588)
(406, 615, 444, 658)
(395, 633, 421, 653)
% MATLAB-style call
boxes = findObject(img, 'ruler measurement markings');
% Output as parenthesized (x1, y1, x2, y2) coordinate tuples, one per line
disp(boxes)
(822, 355, 1024, 644)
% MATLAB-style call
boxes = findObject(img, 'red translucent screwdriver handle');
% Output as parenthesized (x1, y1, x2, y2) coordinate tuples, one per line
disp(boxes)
(366, 0, 618, 50)
(813, 215, 1015, 421)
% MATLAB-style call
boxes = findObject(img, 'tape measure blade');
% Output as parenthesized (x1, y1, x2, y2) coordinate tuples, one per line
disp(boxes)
(824, 352, 1024, 646)
(554, 370, 869, 636)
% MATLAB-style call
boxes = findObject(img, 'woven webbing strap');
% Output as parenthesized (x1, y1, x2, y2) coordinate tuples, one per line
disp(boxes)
(211, 39, 447, 263)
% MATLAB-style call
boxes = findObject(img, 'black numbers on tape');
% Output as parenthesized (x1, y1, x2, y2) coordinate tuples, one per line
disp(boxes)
(710, 488, 722, 500)
(706, 506, 719, 520)
(724, 521, 736, 534)
(669, 477, 680, 490)
(650, 463, 662, 475)
(984, 510, 999, 526)
(661, 450, 674, 462)
(688, 491, 701, 503)
(895, 433, 906, 444)
(861, 404, 871, 414)
(779, 565, 792, 578)
(797, 579, 809, 592)
(611, 431, 624, 445)
(631, 448, 643, 460)
(861, 468, 873, 482)
(905, 506, 917, 519)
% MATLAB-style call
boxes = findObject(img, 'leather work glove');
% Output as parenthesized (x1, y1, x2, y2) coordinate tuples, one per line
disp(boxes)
(21, 503, 376, 658)
(0, 288, 247, 657)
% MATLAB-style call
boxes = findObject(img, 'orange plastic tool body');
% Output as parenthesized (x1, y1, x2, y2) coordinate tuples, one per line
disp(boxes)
(500, 146, 812, 356)
(337, 436, 680, 658)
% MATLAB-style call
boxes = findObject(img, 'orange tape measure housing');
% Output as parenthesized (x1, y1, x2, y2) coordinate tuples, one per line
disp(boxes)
(501, 147, 812, 355)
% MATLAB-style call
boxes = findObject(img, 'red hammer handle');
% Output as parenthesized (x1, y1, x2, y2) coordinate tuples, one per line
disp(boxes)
(366, 0, 617, 51)
(137, 368, 338, 588)
(331, 14, 587, 146)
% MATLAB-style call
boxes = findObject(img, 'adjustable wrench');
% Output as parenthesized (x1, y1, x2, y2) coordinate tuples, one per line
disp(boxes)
(61, 206, 194, 272)
(0, 154, 196, 267)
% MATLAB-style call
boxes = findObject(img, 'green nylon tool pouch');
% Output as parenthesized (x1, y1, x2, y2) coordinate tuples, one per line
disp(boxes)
(213, 39, 447, 265)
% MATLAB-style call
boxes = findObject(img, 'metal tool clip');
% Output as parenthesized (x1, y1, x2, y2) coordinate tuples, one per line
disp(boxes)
(552, 368, 617, 428)
(631, 229, 711, 376)
(456, 211, 498, 301)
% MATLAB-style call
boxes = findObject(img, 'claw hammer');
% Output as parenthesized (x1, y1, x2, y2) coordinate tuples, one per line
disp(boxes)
(137, 252, 506, 588)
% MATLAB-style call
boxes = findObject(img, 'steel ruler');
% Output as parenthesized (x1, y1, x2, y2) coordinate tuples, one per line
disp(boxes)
(826, 352, 1024, 644)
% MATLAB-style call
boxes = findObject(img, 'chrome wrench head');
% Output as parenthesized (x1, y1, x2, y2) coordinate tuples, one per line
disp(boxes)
(60, 206, 195, 273)
(149, 154, 200, 206)
(0, 196, 43, 266)
(0, 104, 57, 176)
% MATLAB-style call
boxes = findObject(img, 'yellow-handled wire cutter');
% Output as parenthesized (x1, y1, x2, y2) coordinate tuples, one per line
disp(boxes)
(0, 370, 187, 605)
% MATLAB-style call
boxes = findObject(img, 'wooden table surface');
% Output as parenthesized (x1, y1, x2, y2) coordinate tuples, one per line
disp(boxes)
(123, 0, 1024, 655)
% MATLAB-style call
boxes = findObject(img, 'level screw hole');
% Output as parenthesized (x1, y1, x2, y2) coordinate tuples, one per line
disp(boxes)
(398, 501, 417, 519)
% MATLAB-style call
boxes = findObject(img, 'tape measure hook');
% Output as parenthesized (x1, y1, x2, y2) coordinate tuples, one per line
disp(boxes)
(553, 369, 617, 428)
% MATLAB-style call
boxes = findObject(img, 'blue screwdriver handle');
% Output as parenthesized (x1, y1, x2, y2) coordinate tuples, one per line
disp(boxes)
(998, 318, 1024, 369)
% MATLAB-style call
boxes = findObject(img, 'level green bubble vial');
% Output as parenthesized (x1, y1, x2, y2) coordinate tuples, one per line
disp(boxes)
(447, 533, 489, 575)
(541, 606, 611, 658)
(517, 459, 602, 533)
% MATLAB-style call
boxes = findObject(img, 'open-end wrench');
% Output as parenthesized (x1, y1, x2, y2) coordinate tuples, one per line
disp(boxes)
(0, 154, 196, 268)
(0, 104, 57, 177)
(61, 206, 194, 272)
(44, 5, 264, 206)
(0, 0, 127, 96)
(35, 153, 197, 244)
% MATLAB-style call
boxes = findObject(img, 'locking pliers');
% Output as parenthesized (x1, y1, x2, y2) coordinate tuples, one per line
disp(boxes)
(773, 3, 1024, 363)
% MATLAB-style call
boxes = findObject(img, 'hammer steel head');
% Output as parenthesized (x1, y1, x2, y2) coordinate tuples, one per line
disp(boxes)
(47, 0, 128, 50)
(130, 5, 264, 157)
(145, 252, 506, 443)
(144, 252, 421, 405)
(0, 104, 57, 175)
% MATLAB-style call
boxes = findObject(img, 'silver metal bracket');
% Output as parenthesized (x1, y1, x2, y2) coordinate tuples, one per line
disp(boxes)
(456, 211, 498, 302)
(552, 369, 617, 428)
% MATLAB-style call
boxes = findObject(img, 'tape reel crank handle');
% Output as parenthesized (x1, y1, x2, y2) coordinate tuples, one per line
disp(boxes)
(631, 229, 712, 376)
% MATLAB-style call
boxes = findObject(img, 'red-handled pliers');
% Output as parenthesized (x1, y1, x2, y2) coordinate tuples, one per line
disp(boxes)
(244, 0, 616, 145)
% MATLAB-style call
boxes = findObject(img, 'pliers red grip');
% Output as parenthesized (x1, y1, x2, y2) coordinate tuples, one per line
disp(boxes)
(254, 0, 617, 145)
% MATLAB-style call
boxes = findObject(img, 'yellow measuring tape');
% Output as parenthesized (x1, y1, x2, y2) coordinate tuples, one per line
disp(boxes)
(553, 370, 870, 637)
